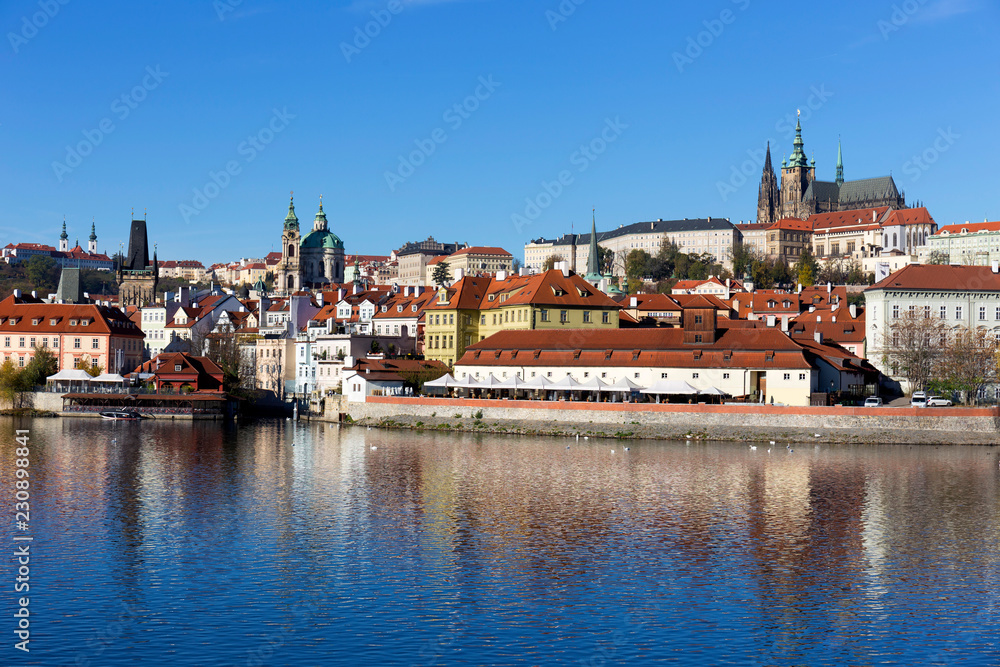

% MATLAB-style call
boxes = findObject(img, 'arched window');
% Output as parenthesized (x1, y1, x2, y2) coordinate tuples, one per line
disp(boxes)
(893, 233, 897, 248)
(288, 244, 295, 258)
(287, 275, 295, 289)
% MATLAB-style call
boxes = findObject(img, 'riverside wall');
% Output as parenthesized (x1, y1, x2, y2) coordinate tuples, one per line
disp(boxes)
(332, 397, 1000, 445)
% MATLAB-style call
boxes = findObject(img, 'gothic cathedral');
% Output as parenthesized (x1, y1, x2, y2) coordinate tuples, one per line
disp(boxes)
(756, 117, 907, 225)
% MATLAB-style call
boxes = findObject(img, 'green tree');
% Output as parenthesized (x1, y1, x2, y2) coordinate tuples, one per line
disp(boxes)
(598, 246, 614, 275)
(431, 261, 452, 287)
(75, 358, 103, 377)
(934, 326, 997, 404)
(21, 346, 57, 388)
(728, 242, 760, 280)
(625, 249, 652, 283)
(795, 247, 818, 287)
(25, 255, 59, 291)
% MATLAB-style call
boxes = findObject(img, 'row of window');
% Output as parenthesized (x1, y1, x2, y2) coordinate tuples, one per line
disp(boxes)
(3, 336, 108, 349)
(429, 335, 455, 349)
(1, 354, 100, 368)
(892, 304, 1000, 321)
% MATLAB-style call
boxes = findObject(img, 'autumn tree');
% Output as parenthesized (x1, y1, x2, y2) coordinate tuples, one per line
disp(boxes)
(879, 308, 949, 394)
(542, 254, 565, 272)
(795, 247, 818, 287)
(932, 326, 998, 404)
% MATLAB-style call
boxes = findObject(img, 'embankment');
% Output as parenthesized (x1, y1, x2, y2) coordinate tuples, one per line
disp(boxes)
(332, 397, 1000, 445)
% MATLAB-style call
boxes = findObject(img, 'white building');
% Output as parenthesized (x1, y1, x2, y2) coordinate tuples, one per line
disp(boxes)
(921, 220, 1000, 266)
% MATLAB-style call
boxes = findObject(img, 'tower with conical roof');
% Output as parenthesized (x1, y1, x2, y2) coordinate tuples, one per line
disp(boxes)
(88, 219, 98, 254)
(59, 218, 69, 252)
(276, 193, 302, 293)
(835, 139, 844, 187)
(779, 114, 816, 220)
(756, 142, 781, 225)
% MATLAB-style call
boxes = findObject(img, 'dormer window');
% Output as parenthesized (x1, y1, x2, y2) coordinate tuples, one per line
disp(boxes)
(573, 349, 581, 360)
(533, 349, 541, 360)
(488, 294, 495, 301)
(69, 319, 78, 326)
(32, 319, 40, 326)
(397, 305, 403, 313)
(411, 305, 417, 312)
(632, 349, 640, 361)
(49, 319, 58, 326)
(381, 306, 387, 312)
(765, 351, 774, 362)
(605, 349, 613, 360)
(174, 364, 182, 372)
(494, 350, 502, 359)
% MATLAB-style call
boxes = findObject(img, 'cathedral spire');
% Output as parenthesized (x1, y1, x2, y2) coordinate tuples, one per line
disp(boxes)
(59, 218, 69, 252)
(835, 138, 844, 186)
(788, 113, 808, 168)
(585, 210, 602, 281)
(757, 142, 781, 225)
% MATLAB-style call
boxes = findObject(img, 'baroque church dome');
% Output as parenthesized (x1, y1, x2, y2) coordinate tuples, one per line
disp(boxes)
(301, 199, 344, 250)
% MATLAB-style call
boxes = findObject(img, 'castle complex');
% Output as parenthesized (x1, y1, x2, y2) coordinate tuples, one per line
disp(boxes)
(757, 117, 907, 225)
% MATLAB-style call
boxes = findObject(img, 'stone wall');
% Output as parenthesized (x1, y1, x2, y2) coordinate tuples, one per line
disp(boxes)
(336, 396, 1000, 444)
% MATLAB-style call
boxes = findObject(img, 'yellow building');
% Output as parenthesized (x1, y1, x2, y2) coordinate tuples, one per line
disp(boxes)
(423, 269, 621, 367)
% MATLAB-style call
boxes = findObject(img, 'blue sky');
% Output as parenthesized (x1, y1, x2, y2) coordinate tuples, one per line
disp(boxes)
(2, 0, 998, 265)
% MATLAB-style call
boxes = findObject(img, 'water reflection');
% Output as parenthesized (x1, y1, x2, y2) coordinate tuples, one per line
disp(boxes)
(2, 418, 999, 665)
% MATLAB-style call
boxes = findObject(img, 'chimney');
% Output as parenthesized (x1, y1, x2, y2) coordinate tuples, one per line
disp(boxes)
(766, 315, 776, 327)
(337, 288, 345, 301)
(849, 303, 857, 319)
(561, 264, 570, 277)
(827, 282, 832, 293)
(31, 290, 36, 298)
(780, 315, 789, 332)
(454, 268, 464, 281)
(814, 330, 823, 344)
(352, 283, 360, 295)
(13, 289, 20, 298)
(496, 270, 507, 281)
(809, 305, 816, 313)
(832, 315, 837, 323)
(317, 293, 324, 307)
(992, 261, 999, 274)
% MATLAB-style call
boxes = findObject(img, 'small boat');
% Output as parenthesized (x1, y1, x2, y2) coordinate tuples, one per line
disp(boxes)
(100, 410, 143, 421)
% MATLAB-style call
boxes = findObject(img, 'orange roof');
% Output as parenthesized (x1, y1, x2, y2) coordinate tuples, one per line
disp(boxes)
(869, 264, 1000, 292)
(935, 220, 1000, 235)
(768, 218, 813, 231)
(0, 295, 144, 338)
(450, 246, 512, 257)
(808, 207, 890, 230)
(882, 207, 935, 228)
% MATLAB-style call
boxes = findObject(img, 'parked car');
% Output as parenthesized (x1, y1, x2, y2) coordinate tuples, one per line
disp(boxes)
(864, 396, 883, 407)
(927, 396, 953, 407)
(911, 391, 927, 407)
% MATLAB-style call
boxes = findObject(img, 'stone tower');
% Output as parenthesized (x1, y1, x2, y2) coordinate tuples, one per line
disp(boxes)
(117, 218, 158, 308)
(275, 194, 301, 294)
(778, 116, 816, 220)
(756, 142, 780, 225)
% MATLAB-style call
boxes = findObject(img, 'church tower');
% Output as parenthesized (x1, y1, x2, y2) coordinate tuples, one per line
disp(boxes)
(779, 115, 815, 220)
(59, 219, 69, 252)
(835, 139, 844, 187)
(276, 194, 301, 294)
(117, 217, 159, 308)
(88, 220, 98, 254)
(756, 142, 780, 225)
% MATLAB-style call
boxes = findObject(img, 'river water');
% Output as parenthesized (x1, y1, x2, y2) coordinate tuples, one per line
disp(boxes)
(2, 417, 999, 666)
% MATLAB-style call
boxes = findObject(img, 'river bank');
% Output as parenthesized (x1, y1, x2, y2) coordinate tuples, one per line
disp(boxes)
(333, 396, 1000, 445)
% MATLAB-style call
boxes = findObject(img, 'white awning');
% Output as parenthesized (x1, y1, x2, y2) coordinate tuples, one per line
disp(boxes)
(549, 375, 581, 390)
(577, 377, 609, 391)
(494, 375, 528, 390)
(90, 373, 126, 383)
(46, 369, 93, 382)
(699, 386, 727, 396)
(522, 375, 552, 389)
(453, 375, 483, 389)
(640, 380, 699, 395)
(424, 373, 456, 389)
(606, 377, 644, 392)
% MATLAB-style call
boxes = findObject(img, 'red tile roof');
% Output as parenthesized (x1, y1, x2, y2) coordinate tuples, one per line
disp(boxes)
(935, 220, 1000, 235)
(450, 246, 512, 257)
(868, 264, 1000, 292)
(0, 295, 144, 338)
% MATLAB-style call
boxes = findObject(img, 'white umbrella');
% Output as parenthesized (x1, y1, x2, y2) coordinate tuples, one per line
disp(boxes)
(577, 376, 609, 392)
(453, 375, 483, 389)
(494, 375, 527, 390)
(549, 375, 581, 390)
(522, 375, 552, 389)
(46, 369, 94, 382)
(699, 386, 727, 396)
(424, 373, 455, 389)
(607, 377, 644, 392)
(640, 380, 699, 395)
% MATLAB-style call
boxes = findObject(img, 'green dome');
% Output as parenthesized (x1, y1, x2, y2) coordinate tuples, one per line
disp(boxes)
(301, 229, 344, 250)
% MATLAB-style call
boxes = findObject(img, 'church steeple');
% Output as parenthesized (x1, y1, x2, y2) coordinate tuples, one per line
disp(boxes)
(585, 210, 602, 282)
(284, 193, 299, 231)
(835, 138, 844, 186)
(88, 219, 97, 254)
(59, 218, 69, 252)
